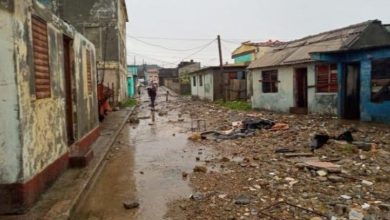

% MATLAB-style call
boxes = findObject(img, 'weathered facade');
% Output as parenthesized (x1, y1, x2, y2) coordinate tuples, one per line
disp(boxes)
(249, 20, 390, 118)
(178, 61, 201, 94)
(0, 0, 100, 213)
(232, 40, 283, 100)
(190, 65, 248, 101)
(48, 0, 129, 104)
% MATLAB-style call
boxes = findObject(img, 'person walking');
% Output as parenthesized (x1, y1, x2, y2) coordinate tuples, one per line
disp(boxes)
(147, 82, 158, 108)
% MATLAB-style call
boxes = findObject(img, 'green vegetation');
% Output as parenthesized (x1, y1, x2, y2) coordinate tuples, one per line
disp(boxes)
(215, 100, 252, 111)
(120, 98, 138, 108)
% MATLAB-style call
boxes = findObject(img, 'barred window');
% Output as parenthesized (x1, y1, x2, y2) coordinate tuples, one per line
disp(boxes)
(316, 64, 337, 93)
(262, 70, 278, 93)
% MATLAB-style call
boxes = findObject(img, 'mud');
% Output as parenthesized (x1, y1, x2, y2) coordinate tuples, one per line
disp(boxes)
(73, 88, 214, 220)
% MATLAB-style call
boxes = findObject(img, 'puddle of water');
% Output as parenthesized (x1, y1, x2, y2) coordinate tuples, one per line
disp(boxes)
(74, 95, 214, 220)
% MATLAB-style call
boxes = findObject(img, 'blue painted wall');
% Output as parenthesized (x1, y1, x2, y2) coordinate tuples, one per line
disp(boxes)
(312, 48, 390, 123)
(234, 53, 253, 64)
(127, 66, 138, 97)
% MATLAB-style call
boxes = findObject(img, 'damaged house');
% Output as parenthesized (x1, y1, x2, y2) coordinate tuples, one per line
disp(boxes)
(190, 64, 248, 101)
(248, 20, 390, 122)
(0, 0, 100, 214)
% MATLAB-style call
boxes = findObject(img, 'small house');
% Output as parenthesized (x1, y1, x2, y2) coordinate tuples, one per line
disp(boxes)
(248, 20, 390, 121)
(0, 1, 100, 213)
(190, 64, 248, 101)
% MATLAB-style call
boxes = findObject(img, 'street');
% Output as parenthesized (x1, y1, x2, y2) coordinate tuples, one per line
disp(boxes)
(73, 88, 214, 220)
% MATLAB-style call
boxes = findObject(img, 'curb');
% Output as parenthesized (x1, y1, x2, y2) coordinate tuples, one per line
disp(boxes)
(67, 107, 136, 219)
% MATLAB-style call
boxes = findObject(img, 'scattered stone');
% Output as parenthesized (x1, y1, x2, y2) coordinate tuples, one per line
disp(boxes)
(182, 172, 188, 178)
(221, 157, 230, 162)
(349, 208, 364, 220)
(379, 203, 390, 211)
(123, 201, 140, 210)
(234, 195, 250, 205)
(334, 204, 349, 216)
(328, 175, 344, 183)
(196, 157, 200, 161)
(361, 180, 373, 186)
(341, 195, 352, 200)
(190, 192, 204, 201)
(310, 217, 322, 220)
(188, 132, 201, 141)
(193, 166, 207, 173)
(139, 171, 144, 175)
(316, 170, 328, 177)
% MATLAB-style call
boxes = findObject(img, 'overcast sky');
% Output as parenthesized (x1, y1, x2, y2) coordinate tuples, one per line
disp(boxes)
(125, 0, 390, 68)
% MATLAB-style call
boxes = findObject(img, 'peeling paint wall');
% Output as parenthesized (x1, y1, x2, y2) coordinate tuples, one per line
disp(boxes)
(252, 64, 338, 114)
(0, 6, 22, 184)
(251, 67, 294, 112)
(307, 64, 338, 115)
(1, 0, 99, 183)
(58, 0, 128, 104)
(190, 71, 214, 101)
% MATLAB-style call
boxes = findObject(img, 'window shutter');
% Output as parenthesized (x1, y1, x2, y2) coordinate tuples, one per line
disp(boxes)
(86, 50, 92, 94)
(32, 16, 51, 99)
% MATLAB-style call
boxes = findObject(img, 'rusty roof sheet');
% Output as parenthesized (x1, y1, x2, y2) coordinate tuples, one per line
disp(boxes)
(248, 20, 377, 69)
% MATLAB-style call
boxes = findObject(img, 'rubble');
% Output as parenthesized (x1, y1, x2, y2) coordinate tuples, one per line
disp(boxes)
(165, 97, 390, 220)
(123, 201, 140, 210)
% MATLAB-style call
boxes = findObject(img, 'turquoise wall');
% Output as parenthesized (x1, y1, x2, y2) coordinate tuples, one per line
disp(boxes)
(127, 77, 134, 97)
(234, 53, 253, 64)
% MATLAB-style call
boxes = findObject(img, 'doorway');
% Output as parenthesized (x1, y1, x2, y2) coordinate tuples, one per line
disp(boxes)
(343, 63, 360, 120)
(63, 36, 75, 145)
(295, 68, 308, 108)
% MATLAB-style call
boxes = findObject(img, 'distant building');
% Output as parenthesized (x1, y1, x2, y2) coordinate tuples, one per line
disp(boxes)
(0, 0, 99, 213)
(146, 68, 160, 85)
(178, 60, 201, 94)
(232, 40, 284, 100)
(189, 64, 248, 101)
(47, 0, 129, 105)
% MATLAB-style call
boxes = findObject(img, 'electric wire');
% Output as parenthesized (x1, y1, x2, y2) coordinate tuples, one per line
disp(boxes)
(127, 35, 217, 52)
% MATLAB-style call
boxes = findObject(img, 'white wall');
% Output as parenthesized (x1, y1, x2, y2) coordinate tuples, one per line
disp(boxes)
(0, 10, 22, 184)
(252, 67, 294, 112)
(190, 72, 214, 101)
(252, 64, 338, 114)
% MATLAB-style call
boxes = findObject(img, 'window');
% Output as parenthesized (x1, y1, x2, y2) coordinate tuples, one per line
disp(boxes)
(316, 64, 337, 93)
(261, 70, 278, 93)
(371, 58, 390, 102)
(86, 49, 92, 94)
(32, 16, 51, 99)
(199, 75, 203, 86)
(193, 76, 196, 86)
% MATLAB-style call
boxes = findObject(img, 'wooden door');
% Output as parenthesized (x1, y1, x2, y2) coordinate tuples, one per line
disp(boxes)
(295, 68, 308, 108)
(344, 63, 360, 120)
(63, 36, 74, 145)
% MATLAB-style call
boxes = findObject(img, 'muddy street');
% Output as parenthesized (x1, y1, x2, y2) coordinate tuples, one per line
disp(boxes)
(73, 88, 214, 220)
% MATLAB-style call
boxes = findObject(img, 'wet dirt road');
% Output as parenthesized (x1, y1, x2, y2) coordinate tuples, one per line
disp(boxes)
(73, 89, 212, 220)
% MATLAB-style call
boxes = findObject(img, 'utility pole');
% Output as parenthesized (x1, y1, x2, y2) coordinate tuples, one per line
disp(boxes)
(217, 35, 225, 102)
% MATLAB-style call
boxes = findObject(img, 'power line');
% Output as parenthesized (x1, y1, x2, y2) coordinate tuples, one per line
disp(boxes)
(127, 35, 217, 52)
(127, 35, 215, 42)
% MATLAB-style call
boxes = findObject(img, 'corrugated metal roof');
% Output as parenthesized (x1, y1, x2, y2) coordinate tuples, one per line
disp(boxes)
(248, 20, 386, 69)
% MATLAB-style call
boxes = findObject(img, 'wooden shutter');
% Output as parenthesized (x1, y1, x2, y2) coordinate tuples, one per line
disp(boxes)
(316, 64, 337, 93)
(32, 16, 51, 99)
(86, 50, 92, 94)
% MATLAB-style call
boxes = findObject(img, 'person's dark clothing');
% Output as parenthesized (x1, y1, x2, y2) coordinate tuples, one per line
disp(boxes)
(147, 87, 157, 107)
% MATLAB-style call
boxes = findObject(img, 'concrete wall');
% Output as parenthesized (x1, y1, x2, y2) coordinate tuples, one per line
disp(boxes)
(0, 5, 22, 184)
(190, 71, 214, 101)
(313, 48, 390, 123)
(307, 64, 338, 115)
(0, 0, 99, 184)
(252, 67, 294, 112)
(59, 0, 128, 104)
(252, 64, 338, 114)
